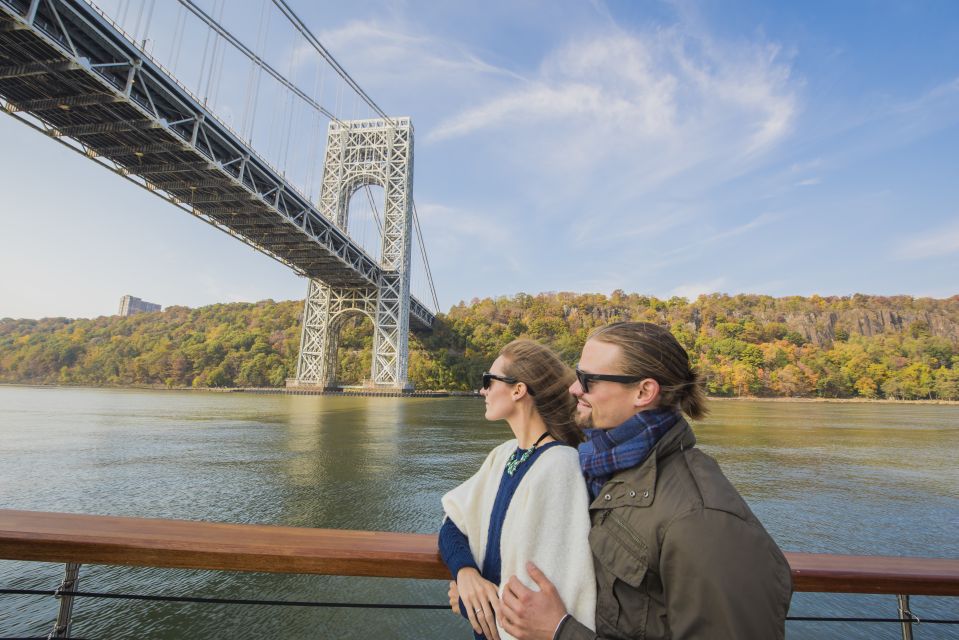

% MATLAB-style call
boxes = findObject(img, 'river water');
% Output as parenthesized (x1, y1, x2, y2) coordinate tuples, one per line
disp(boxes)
(0, 386, 957, 638)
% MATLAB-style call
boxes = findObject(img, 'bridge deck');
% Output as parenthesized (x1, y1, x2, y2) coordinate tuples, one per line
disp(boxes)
(0, 0, 433, 329)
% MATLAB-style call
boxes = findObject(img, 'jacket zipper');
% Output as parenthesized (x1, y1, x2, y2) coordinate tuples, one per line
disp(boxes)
(608, 511, 646, 560)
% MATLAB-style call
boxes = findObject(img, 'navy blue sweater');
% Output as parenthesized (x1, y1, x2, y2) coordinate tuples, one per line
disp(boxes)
(439, 442, 563, 634)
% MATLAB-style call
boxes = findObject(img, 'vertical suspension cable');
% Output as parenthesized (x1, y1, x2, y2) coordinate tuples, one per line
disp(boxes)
(140, 0, 155, 48)
(170, 3, 186, 74)
(118, 0, 130, 29)
(305, 59, 324, 200)
(412, 201, 440, 313)
(268, 73, 284, 163)
(131, 0, 146, 44)
(334, 81, 343, 123)
(283, 90, 296, 175)
(196, 9, 214, 103)
(241, 0, 269, 142)
(241, 56, 258, 139)
(245, 0, 271, 144)
(202, 0, 224, 106)
(246, 65, 264, 145)
(280, 43, 296, 176)
(208, 0, 227, 110)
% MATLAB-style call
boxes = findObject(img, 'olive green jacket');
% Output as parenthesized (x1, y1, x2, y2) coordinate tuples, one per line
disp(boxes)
(557, 418, 792, 640)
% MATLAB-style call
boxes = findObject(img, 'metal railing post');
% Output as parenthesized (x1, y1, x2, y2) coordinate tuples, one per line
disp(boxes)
(897, 594, 914, 640)
(48, 562, 82, 639)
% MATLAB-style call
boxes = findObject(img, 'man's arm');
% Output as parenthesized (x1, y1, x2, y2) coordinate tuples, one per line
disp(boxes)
(500, 562, 571, 640)
(500, 563, 603, 640)
(661, 510, 790, 640)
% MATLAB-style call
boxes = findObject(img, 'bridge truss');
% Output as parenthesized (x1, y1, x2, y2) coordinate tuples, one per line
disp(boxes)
(0, 0, 437, 388)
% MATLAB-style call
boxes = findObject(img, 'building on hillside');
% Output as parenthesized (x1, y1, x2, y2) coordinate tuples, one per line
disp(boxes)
(118, 295, 161, 316)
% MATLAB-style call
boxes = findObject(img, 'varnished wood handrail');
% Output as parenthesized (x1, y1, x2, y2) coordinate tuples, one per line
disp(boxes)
(1, 509, 958, 595)
(0, 509, 449, 580)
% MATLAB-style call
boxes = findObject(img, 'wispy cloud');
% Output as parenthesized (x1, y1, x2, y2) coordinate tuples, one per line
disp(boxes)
(892, 76, 959, 115)
(428, 28, 798, 165)
(419, 23, 799, 256)
(896, 220, 959, 260)
(648, 212, 782, 268)
(316, 20, 526, 87)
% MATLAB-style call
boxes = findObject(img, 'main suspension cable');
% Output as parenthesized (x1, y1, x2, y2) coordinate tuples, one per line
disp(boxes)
(412, 200, 440, 313)
(270, 0, 393, 124)
(175, 0, 338, 122)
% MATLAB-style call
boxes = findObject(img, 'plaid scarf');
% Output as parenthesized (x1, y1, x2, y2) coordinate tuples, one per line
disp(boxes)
(579, 408, 680, 499)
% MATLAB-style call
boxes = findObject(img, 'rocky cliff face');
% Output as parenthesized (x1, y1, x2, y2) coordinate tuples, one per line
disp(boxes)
(761, 305, 959, 347)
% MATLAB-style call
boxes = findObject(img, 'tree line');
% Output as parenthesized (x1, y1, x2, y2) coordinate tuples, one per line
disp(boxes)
(2, 292, 958, 400)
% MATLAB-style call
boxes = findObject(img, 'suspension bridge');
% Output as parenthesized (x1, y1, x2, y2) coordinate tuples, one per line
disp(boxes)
(0, 0, 440, 391)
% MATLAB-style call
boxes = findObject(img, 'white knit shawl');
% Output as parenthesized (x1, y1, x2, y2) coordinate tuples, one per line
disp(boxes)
(442, 440, 597, 639)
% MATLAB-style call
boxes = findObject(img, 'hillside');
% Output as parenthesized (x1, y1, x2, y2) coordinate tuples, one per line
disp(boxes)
(2, 292, 958, 399)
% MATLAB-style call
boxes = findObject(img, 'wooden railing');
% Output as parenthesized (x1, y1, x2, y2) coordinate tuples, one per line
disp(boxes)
(0, 509, 449, 580)
(2, 509, 958, 594)
(1, 509, 957, 639)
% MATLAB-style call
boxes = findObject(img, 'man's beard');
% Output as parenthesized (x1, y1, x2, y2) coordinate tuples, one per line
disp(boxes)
(574, 411, 593, 429)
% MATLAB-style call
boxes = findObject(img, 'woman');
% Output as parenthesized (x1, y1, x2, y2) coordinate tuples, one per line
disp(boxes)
(439, 339, 596, 640)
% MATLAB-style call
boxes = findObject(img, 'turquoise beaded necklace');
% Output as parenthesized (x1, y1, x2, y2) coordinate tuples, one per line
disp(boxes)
(505, 431, 551, 476)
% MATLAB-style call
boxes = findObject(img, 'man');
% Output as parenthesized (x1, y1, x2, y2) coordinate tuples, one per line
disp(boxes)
(499, 322, 793, 640)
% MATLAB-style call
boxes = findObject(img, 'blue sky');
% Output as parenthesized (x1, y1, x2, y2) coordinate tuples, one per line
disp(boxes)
(1, 0, 958, 319)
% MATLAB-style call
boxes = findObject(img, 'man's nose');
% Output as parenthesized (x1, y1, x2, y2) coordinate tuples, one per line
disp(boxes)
(569, 380, 583, 396)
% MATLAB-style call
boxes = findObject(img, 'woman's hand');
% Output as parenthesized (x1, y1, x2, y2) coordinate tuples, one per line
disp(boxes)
(448, 580, 459, 613)
(457, 567, 502, 640)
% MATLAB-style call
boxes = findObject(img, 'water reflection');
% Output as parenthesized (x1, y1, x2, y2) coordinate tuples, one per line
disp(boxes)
(1, 387, 957, 638)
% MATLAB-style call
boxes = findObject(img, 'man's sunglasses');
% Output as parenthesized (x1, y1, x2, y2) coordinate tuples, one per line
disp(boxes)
(575, 367, 645, 393)
(482, 372, 535, 396)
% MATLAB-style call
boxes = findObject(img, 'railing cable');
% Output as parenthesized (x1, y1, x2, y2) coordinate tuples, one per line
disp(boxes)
(0, 588, 449, 610)
(2, 589, 958, 622)
(787, 615, 958, 624)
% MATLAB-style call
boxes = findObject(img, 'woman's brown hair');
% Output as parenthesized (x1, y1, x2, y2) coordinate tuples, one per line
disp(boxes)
(589, 322, 709, 420)
(499, 339, 583, 446)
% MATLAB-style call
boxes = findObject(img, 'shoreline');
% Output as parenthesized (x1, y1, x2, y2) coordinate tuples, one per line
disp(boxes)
(2, 382, 957, 405)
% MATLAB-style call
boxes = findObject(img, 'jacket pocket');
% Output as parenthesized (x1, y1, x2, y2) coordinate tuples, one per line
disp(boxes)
(590, 510, 649, 635)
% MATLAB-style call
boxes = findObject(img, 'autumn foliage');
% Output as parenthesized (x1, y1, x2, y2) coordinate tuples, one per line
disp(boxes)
(2, 292, 958, 400)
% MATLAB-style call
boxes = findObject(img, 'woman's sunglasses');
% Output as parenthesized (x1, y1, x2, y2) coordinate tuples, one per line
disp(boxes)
(575, 367, 644, 393)
(482, 372, 535, 396)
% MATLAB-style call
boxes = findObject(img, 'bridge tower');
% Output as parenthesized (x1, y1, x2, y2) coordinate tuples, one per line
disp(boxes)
(294, 118, 414, 390)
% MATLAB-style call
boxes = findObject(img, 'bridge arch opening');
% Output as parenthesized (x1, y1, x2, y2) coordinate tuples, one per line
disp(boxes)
(345, 183, 386, 264)
(329, 309, 375, 386)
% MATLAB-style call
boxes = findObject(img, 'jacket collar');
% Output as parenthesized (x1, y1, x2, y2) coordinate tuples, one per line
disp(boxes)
(588, 417, 696, 510)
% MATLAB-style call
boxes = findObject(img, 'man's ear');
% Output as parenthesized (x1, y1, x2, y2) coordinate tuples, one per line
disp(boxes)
(632, 378, 661, 409)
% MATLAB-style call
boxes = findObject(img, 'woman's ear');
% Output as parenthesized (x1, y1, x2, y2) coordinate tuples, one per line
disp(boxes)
(512, 383, 530, 401)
